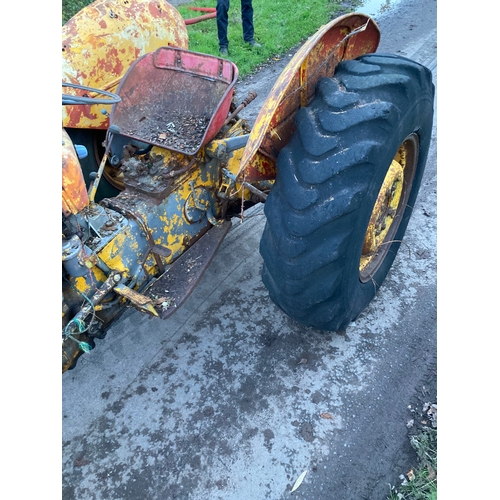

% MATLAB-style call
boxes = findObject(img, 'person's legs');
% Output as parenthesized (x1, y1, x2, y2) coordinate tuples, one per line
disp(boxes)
(216, 0, 230, 49)
(241, 0, 254, 42)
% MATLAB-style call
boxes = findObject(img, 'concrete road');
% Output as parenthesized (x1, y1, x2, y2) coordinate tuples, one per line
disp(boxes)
(62, 1, 437, 498)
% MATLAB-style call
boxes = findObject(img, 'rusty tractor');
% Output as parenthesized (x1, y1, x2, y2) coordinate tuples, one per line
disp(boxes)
(62, 0, 434, 372)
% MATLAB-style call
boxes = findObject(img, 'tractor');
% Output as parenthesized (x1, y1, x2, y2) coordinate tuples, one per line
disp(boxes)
(62, 0, 434, 372)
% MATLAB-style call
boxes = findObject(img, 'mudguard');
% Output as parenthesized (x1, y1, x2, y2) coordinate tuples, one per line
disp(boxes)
(238, 13, 380, 182)
(62, 129, 89, 216)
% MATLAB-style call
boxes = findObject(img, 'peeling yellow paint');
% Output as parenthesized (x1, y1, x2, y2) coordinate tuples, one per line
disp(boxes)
(99, 232, 132, 273)
(74, 276, 92, 295)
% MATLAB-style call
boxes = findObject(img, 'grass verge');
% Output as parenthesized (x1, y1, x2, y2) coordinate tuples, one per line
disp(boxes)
(388, 403, 437, 500)
(62, 0, 351, 77)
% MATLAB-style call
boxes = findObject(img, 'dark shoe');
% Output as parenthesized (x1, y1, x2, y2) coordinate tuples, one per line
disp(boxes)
(219, 46, 228, 56)
(246, 39, 262, 48)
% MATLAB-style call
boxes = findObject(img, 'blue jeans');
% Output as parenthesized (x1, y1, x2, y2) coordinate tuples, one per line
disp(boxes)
(216, 0, 254, 48)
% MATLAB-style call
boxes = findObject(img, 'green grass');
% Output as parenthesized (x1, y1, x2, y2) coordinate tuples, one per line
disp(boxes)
(62, 0, 92, 23)
(388, 426, 437, 500)
(62, 0, 348, 77)
(178, 0, 342, 76)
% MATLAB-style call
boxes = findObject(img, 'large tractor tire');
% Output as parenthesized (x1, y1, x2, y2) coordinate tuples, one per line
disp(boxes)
(260, 54, 435, 331)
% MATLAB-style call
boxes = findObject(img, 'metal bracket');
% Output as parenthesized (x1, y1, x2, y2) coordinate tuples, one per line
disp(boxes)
(186, 182, 224, 226)
(114, 283, 159, 317)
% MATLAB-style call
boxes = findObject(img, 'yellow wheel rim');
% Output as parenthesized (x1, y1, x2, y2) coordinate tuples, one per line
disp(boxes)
(87, 130, 126, 191)
(359, 134, 419, 283)
(103, 165, 125, 191)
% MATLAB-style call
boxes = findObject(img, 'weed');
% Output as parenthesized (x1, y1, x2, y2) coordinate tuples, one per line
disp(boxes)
(388, 412, 437, 500)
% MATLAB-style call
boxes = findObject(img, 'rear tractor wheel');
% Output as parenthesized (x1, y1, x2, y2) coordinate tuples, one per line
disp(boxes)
(65, 128, 122, 201)
(260, 54, 435, 331)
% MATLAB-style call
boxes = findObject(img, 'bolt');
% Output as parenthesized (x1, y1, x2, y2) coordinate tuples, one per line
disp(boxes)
(113, 274, 121, 282)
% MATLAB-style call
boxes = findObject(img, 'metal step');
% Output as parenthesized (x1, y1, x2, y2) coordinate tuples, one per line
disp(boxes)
(145, 220, 232, 319)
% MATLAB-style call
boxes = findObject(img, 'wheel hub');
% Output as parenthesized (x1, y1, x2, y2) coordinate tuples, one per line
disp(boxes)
(359, 134, 419, 283)
(362, 159, 404, 256)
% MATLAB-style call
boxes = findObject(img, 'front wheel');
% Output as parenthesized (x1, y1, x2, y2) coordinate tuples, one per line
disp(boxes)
(259, 54, 435, 331)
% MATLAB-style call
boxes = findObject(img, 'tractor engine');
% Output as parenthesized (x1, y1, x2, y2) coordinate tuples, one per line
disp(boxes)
(61, 130, 224, 371)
